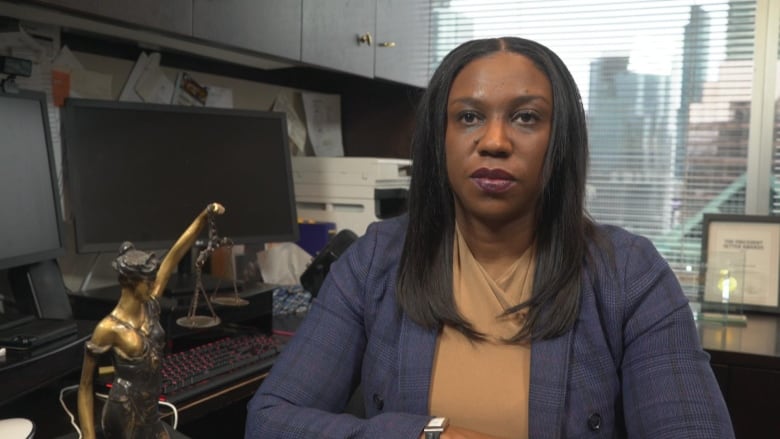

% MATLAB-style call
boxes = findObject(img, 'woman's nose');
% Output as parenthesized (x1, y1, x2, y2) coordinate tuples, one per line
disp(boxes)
(477, 118, 511, 157)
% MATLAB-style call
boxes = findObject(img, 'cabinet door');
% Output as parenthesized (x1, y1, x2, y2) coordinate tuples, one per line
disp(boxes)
(27, 1, 192, 35)
(193, 0, 302, 61)
(301, 0, 376, 78)
(29, 0, 192, 35)
(96, 0, 193, 35)
(375, 0, 429, 88)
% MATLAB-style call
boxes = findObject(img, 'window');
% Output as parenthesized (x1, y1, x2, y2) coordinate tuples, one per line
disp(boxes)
(430, 0, 768, 298)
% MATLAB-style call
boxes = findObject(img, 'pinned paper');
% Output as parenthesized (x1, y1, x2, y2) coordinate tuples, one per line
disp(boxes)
(172, 72, 207, 106)
(70, 68, 112, 99)
(301, 92, 344, 157)
(205, 85, 234, 108)
(272, 91, 307, 156)
(50, 45, 111, 101)
(134, 53, 174, 104)
(119, 52, 150, 102)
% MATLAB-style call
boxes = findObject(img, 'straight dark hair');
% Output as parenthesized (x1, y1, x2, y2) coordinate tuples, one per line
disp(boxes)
(396, 37, 602, 342)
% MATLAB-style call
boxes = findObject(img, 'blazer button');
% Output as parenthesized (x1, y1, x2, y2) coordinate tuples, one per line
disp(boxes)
(372, 393, 384, 410)
(587, 413, 601, 431)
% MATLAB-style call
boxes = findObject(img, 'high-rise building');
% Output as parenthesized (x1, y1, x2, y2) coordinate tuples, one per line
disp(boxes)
(676, 5, 711, 179)
(587, 56, 673, 235)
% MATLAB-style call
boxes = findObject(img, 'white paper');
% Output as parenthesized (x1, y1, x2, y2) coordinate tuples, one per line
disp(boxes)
(52, 45, 84, 70)
(119, 52, 150, 102)
(205, 85, 234, 108)
(69, 68, 112, 99)
(272, 91, 307, 155)
(301, 92, 344, 157)
(134, 53, 174, 104)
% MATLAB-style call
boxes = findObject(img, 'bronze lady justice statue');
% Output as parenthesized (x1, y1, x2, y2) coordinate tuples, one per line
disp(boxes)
(77, 202, 225, 439)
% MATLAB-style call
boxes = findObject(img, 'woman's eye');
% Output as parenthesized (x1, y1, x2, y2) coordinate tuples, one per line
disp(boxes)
(514, 111, 538, 124)
(459, 111, 479, 124)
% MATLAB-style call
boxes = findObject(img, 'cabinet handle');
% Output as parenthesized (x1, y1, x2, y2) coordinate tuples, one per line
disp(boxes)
(357, 32, 373, 46)
(379, 42, 397, 48)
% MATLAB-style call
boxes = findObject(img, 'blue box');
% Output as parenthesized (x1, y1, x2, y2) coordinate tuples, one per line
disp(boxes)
(296, 221, 336, 256)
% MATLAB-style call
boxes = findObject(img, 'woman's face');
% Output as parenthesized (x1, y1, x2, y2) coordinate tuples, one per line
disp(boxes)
(445, 51, 552, 227)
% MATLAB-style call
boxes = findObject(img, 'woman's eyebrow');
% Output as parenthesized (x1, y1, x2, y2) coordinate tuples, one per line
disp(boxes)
(448, 94, 551, 107)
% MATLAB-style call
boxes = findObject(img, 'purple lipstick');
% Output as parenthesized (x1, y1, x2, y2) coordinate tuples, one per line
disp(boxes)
(470, 168, 516, 194)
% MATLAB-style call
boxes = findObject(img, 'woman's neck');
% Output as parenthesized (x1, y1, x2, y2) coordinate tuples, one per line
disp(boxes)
(455, 216, 535, 279)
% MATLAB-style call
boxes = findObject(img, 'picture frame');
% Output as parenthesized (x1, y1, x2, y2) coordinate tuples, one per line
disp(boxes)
(701, 214, 780, 314)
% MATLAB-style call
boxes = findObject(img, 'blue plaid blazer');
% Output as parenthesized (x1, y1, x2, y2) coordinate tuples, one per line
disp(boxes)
(246, 215, 733, 438)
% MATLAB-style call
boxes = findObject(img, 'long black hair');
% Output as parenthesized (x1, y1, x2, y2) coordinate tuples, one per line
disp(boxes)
(396, 37, 599, 342)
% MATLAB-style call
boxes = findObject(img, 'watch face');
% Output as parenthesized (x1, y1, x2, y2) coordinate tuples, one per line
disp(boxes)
(425, 417, 449, 432)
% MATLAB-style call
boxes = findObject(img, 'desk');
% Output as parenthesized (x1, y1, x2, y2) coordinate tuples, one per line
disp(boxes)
(0, 320, 94, 406)
(699, 313, 780, 439)
(0, 320, 93, 438)
(0, 319, 283, 438)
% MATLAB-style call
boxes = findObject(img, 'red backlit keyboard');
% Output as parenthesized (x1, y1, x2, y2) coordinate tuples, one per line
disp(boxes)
(161, 333, 280, 403)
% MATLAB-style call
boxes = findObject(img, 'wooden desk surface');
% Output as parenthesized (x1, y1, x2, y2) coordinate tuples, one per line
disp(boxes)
(699, 313, 780, 368)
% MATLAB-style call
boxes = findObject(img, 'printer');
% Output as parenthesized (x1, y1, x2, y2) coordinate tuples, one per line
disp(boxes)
(292, 157, 411, 235)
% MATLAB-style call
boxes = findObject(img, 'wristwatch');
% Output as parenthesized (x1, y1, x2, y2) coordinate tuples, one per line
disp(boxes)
(423, 417, 449, 439)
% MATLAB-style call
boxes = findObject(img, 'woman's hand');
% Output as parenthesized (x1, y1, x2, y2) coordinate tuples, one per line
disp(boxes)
(209, 202, 225, 215)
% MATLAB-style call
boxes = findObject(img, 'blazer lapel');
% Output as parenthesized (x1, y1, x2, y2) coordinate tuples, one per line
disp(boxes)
(529, 329, 574, 439)
(398, 313, 438, 415)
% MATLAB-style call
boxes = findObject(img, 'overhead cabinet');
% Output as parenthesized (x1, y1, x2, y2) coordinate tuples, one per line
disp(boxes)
(374, 0, 429, 88)
(192, 0, 302, 61)
(301, 0, 376, 79)
(25, 0, 429, 87)
(301, 0, 430, 87)
(33, 0, 193, 36)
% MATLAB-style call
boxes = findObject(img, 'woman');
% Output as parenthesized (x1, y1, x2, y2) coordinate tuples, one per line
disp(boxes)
(78, 202, 224, 439)
(245, 37, 733, 438)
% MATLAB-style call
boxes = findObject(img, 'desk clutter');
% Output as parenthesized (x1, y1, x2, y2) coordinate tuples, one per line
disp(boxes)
(273, 286, 312, 316)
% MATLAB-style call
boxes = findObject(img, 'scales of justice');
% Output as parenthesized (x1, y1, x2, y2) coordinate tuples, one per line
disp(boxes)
(176, 203, 248, 329)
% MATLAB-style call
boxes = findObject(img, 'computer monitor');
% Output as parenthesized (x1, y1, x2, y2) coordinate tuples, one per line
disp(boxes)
(0, 90, 65, 271)
(0, 90, 72, 320)
(60, 98, 299, 281)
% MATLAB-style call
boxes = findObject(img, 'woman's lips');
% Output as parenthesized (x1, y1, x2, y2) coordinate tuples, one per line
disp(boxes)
(470, 168, 516, 194)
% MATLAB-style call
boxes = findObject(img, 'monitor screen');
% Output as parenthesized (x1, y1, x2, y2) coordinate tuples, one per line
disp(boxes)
(0, 90, 65, 270)
(61, 99, 298, 254)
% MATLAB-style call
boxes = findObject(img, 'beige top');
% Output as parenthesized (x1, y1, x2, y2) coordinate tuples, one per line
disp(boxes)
(429, 227, 534, 439)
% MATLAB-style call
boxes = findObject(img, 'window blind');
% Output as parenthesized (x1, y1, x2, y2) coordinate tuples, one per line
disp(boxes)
(770, 15, 780, 214)
(429, 0, 757, 298)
